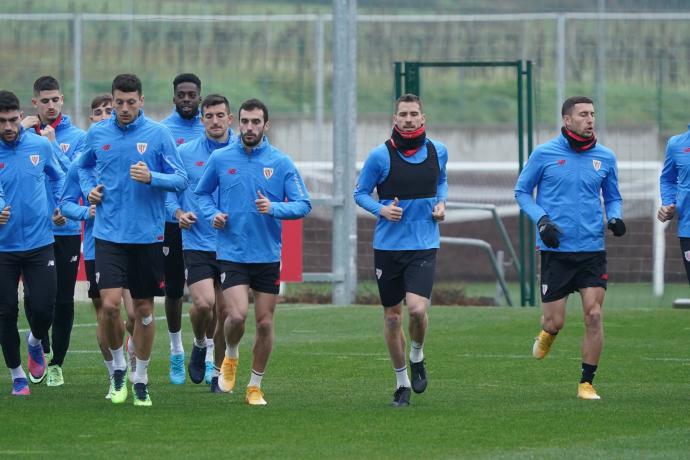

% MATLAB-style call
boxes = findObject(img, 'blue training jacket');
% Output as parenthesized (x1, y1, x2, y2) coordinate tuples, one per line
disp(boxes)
(514, 133, 623, 252)
(195, 137, 311, 263)
(33, 115, 87, 236)
(166, 132, 235, 251)
(77, 110, 188, 244)
(0, 128, 65, 251)
(353, 139, 448, 250)
(59, 159, 94, 260)
(660, 125, 690, 237)
(160, 108, 205, 223)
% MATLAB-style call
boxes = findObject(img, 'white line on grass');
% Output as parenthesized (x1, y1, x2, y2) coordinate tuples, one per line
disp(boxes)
(18, 313, 189, 333)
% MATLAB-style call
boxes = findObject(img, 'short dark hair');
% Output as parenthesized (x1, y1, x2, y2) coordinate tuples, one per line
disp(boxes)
(112, 73, 142, 95)
(90, 94, 113, 110)
(33, 75, 61, 96)
(239, 98, 269, 122)
(0, 90, 20, 112)
(395, 93, 423, 113)
(173, 73, 201, 91)
(201, 94, 230, 114)
(561, 96, 594, 116)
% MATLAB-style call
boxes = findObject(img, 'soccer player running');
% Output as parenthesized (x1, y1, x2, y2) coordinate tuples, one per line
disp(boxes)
(166, 94, 235, 392)
(59, 94, 135, 398)
(515, 96, 626, 400)
(195, 98, 311, 405)
(160, 73, 206, 385)
(354, 93, 448, 407)
(0, 90, 65, 395)
(19, 76, 86, 387)
(657, 125, 690, 288)
(77, 74, 188, 406)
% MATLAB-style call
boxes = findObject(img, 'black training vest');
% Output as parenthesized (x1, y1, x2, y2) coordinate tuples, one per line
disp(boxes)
(376, 140, 440, 200)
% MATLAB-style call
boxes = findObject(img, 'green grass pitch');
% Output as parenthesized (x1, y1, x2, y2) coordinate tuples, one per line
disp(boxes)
(0, 300, 689, 459)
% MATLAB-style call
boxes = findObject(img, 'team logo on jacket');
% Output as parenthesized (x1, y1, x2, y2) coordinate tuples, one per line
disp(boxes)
(592, 159, 601, 171)
(163, 246, 169, 256)
(176, 138, 185, 146)
(0, 163, 4, 169)
(96, 272, 100, 284)
(137, 143, 148, 154)
(263, 168, 274, 179)
(59, 143, 70, 153)
(685, 251, 690, 262)
(30, 154, 40, 166)
(376, 268, 382, 280)
(541, 284, 548, 295)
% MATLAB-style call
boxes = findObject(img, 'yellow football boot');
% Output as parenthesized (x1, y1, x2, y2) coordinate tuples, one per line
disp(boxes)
(245, 386, 267, 406)
(532, 330, 556, 359)
(218, 357, 238, 393)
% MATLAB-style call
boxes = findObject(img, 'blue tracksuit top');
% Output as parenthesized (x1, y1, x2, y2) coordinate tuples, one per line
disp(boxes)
(354, 139, 448, 250)
(59, 160, 94, 260)
(48, 114, 87, 162)
(160, 108, 205, 223)
(167, 132, 235, 251)
(659, 126, 690, 237)
(195, 137, 311, 263)
(76, 110, 188, 244)
(514, 133, 623, 252)
(0, 128, 65, 251)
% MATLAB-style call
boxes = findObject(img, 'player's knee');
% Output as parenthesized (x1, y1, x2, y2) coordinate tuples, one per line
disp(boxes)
(228, 312, 247, 327)
(584, 307, 602, 329)
(384, 313, 402, 331)
(101, 303, 120, 320)
(255, 318, 273, 337)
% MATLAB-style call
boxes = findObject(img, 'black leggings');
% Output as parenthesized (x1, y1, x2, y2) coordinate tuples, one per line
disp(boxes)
(24, 235, 80, 366)
(0, 244, 56, 369)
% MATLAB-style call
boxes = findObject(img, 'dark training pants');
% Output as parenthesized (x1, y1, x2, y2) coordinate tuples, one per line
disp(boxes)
(0, 244, 56, 369)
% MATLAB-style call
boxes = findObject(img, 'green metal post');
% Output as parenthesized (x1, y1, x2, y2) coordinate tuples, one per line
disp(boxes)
(516, 60, 527, 306)
(526, 60, 536, 306)
(394, 62, 403, 99)
(406, 62, 420, 96)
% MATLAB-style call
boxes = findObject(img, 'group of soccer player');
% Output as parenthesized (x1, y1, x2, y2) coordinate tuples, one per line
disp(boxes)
(0, 72, 311, 406)
(3, 70, 689, 409)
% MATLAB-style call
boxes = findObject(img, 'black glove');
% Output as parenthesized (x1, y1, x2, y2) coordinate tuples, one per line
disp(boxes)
(537, 216, 561, 248)
(608, 218, 626, 237)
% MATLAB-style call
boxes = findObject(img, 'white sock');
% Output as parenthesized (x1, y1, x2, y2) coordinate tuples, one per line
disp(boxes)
(194, 337, 206, 349)
(104, 360, 115, 378)
(134, 358, 150, 385)
(27, 332, 41, 347)
(410, 341, 424, 363)
(110, 346, 126, 371)
(10, 366, 26, 380)
(225, 344, 239, 359)
(205, 337, 214, 361)
(248, 369, 264, 388)
(395, 365, 411, 389)
(169, 331, 184, 354)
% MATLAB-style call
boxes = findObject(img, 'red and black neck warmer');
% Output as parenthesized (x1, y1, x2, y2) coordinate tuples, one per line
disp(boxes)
(561, 126, 596, 153)
(34, 113, 62, 134)
(390, 125, 426, 157)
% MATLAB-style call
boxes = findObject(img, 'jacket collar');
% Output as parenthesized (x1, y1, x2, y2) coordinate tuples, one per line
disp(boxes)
(110, 109, 146, 131)
(205, 130, 234, 151)
(169, 107, 201, 126)
(0, 126, 27, 149)
(241, 136, 269, 155)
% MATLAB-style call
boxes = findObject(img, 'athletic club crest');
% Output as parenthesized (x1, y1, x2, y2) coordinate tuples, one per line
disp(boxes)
(29, 154, 40, 166)
(95, 272, 100, 284)
(592, 159, 601, 171)
(685, 251, 690, 262)
(162, 246, 169, 256)
(376, 268, 382, 280)
(263, 167, 274, 179)
(136, 143, 148, 154)
(59, 143, 70, 153)
(541, 284, 548, 295)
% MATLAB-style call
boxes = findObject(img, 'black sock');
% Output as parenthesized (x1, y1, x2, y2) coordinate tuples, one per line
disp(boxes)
(580, 362, 598, 384)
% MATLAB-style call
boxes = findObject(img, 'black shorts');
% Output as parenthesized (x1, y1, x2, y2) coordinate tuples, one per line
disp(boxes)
(679, 238, 690, 285)
(163, 222, 185, 299)
(219, 260, 281, 294)
(84, 259, 100, 299)
(374, 249, 437, 307)
(95, 238, 165, 299)
(183, 250, 221, 286)
(540, 251, 607, 303)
